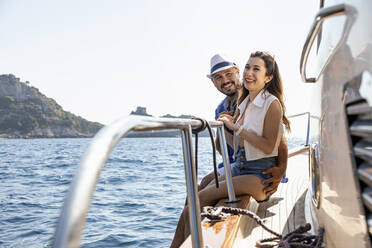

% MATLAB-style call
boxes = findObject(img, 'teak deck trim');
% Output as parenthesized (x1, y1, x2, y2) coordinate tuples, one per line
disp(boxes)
(180, 195, 253, 248)
(180, 150, 309, 248)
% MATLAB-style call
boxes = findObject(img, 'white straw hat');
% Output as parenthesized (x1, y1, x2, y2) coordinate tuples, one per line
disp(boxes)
(207, 54, 237, 79)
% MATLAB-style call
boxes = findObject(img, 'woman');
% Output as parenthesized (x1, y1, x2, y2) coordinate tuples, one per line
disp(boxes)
(170, 51, 290, 248)
(200, 51, 291, 205)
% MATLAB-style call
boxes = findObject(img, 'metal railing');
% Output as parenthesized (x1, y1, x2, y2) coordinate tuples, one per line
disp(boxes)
(286, 112, 321, 157)
(300, 4, 356, 83)
(299, 4, 347, 83)
(288, 112, 311, 147)
(52, 115, 236, 248)
(53, 112, 318, 248)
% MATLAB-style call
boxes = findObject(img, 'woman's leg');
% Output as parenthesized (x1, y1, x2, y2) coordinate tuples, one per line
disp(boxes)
(199, 174, 267, 207)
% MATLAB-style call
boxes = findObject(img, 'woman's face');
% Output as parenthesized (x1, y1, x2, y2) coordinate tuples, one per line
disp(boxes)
(243, 57, 271, 93)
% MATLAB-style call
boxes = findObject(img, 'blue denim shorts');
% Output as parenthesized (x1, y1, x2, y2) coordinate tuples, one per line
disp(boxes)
(230, 147, 277, 185)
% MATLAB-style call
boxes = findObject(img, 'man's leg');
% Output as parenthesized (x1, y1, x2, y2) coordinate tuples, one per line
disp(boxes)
(199, 171, 217, 191)
(170, 207, 188, 248)
(171, 171, 224, 247)
(171, 171, 215, 247)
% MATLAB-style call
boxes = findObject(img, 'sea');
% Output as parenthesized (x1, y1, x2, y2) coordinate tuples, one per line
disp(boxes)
(0, 137, 302, 248)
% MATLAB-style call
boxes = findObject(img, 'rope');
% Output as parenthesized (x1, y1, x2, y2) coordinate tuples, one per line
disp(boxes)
(191, 117, 219, 188)
(202, 206, 325, 248)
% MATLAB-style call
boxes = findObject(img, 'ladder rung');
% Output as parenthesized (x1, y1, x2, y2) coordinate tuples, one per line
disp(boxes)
(358, 163, 372, 187)
(350, 119, 372, 138)
(362, 188, 372, 212)
(347, 102, 372, 116)
(354, 141, 372, 164)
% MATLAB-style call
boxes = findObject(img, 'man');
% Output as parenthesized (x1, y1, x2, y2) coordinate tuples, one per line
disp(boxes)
(170, 54, 288, 248)
(200, 54, 288, 194)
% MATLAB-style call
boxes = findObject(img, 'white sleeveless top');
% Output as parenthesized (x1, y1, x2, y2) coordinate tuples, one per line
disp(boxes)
(234, 90, 283, 161)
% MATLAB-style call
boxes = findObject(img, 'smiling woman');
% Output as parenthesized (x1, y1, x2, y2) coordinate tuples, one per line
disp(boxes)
(238, 51, 290, 131)
(243, 57, 272, 94)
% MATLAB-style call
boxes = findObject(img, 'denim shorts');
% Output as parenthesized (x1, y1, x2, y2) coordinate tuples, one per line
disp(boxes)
(230, 147, 277, 186)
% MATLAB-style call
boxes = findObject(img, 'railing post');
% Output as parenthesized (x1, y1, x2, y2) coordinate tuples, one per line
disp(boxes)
(180, 125, 203, 248)
(217, 126, 238, 203)
(306, 112, 310, 146)
(52, 116, 225, 248)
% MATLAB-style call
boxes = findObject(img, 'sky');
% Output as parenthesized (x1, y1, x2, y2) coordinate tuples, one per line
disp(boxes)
(0, 0, 319, 125)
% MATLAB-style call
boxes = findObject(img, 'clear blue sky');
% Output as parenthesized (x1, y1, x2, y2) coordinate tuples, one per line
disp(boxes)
(0, 0, 319, 125)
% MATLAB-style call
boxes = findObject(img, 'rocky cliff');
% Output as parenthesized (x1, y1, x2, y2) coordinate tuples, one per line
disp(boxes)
(0, 74, 103, 138)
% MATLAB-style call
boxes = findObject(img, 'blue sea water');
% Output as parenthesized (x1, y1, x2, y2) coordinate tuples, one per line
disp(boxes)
(0, 137, 303, 248)
(0, 137, 227, 248)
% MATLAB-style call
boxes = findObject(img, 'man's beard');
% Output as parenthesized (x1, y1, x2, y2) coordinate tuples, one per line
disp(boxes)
(226, 92, 236, 97)
(221, 80, 238, 97)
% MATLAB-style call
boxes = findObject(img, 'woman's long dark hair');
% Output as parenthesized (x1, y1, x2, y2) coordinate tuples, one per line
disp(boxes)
(234, 51, 290, 131)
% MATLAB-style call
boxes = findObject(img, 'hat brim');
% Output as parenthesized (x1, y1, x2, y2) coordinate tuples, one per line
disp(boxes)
(206, 64, 237, 79)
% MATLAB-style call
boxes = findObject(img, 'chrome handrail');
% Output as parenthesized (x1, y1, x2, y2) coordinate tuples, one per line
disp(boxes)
(217, 127, 238, 203)
(288, 112, 311, 146)
(300, 4, 347, 83)
(287, 111, 320, 147)
(52, 115, 235, 248)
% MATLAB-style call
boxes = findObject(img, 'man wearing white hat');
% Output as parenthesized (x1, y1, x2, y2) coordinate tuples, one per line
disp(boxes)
(203, 54, 288, 196)
(196, 54, 241, 189)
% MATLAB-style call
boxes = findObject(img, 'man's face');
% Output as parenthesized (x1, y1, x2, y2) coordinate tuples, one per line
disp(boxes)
(211, 67, 240, 96)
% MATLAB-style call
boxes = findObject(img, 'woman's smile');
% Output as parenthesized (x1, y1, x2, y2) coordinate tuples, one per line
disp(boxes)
(244, 78, 256, 89)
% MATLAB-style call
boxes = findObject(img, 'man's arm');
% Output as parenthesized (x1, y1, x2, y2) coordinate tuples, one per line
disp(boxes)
(262, 135, 288, 195)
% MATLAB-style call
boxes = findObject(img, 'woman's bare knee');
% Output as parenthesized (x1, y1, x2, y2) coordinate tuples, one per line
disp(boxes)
(232, 175, 267, 200)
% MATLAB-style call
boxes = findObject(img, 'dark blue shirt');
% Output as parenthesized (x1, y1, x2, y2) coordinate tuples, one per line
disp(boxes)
(215, 96, 237, 121)
(215, 96, 237, 170)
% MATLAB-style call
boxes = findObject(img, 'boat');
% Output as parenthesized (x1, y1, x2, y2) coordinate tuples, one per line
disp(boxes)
(298, 1, 372, 247)
(51, 1, 372, 247)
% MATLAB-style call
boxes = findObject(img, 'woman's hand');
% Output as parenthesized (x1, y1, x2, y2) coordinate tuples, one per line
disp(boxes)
(217, 114, 239, 131)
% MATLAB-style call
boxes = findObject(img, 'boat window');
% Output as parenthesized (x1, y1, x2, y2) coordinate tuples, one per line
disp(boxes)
(315, 14, 347, 79)
(301, 3, 351, 83)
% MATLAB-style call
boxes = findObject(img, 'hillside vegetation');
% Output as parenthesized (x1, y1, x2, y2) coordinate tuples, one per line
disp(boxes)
(0, 74, 103, 138)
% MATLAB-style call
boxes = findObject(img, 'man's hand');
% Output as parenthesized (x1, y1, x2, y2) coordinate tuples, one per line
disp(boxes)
(262, 166, 285, 195)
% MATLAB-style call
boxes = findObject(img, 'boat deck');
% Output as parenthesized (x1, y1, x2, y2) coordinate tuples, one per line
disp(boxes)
(234, 151, 309, 247)
(180, 150, 310, 247)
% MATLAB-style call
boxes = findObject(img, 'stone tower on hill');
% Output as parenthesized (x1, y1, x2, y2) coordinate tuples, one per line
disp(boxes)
(130, 106, 152, 116)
